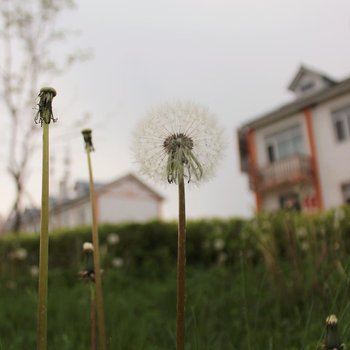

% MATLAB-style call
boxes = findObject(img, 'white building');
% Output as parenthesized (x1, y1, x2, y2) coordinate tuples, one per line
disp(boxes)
(21, 173, 164, 232)
(238, 65, 350, 212)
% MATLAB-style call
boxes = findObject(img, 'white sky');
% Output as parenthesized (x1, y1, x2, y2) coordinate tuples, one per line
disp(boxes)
(1, 0, 350, 221)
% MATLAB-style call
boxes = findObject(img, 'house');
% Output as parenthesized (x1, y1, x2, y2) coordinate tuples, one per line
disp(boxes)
(19, 173, 164, 232)
(238, 65, 350, 213)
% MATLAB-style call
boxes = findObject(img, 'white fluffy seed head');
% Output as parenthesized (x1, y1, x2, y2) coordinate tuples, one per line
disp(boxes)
(132, 100, 226, 185)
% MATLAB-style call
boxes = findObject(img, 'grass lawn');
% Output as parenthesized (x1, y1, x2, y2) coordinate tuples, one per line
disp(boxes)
(0, 263, 348, 349)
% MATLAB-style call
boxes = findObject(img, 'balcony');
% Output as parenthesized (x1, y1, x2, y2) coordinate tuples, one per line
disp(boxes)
(249, 155, 313, 192)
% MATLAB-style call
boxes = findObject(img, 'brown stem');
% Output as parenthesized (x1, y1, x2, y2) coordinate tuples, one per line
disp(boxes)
(86, 148, 107, 350)
(37, 122, 49, 350)
(176, 176, 186, 350)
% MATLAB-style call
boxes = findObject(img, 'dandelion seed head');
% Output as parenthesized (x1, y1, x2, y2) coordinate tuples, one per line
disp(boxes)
(107, 233, 120, 245)
(29, 265, 39, 277)
(9, 248, 28, 260)
(132, 100, 226, 185)
(111, 257, 124, 268)
(213, 238, 225, 251)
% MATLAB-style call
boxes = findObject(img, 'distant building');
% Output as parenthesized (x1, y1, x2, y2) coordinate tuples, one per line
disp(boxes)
(238, 65, 350, 213)
(15, 173, 164, 232)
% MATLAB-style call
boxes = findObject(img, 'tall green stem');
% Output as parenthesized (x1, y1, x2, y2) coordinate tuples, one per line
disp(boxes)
(176, 175, 186, 350)
(37, 121, 49, 350)
(86, 148, 107, 350)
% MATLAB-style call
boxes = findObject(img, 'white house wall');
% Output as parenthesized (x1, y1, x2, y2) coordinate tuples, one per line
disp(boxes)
(98, 177, 161, 223)
(312, 93, 350, 209)
(50, 201, 91, 230)
(262, 192, 280, 212)
(99, 195, 158, 223)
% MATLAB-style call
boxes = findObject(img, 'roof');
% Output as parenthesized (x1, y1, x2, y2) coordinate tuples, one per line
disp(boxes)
(51, 173, 164, 214)
(98, 173, 165, 201)
(3, 173, 164, 231)
(16, 173, 164, 222)
(240, 68, 350, 131)
(287, 65, 337, 92)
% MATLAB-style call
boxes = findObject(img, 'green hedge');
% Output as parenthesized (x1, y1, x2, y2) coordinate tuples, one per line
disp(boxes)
(0, 218, 247, 277)
(2, 205, 350, 300)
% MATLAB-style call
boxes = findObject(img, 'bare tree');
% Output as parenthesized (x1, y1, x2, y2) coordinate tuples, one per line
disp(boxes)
(0, 0, 88, 232)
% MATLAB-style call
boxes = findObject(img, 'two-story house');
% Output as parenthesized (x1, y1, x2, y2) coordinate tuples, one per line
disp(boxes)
(238, 65, 350, 213)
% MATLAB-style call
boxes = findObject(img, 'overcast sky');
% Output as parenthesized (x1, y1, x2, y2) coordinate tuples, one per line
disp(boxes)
(1, 0, 350, 221)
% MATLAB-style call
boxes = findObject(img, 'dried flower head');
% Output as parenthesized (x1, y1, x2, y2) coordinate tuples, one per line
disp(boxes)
(82, 128, 95, 152)
(132, 100, 225, 184)
(35, 87, 57, 126)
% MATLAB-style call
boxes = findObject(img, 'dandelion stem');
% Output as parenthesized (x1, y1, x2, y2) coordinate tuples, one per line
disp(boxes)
(90, 283, 97, 350)
(36, 87, 56, 350)
(37, 120, 49, 350)
(85, 145, 107, 350)
(176, 174, 186, 350)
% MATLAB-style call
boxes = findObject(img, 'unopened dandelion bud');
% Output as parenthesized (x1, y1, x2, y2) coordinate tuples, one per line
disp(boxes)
(82, 128, 94, 152)
(324, 314, 345, 350)
(83, 242, 94, 252)
(35, 87, 57, 126)
(82, 242, 95, 276)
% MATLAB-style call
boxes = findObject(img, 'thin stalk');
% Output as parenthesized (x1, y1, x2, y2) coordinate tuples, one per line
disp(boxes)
(37, 121, 49, 350)
(176, 175, 186, 350)
(240, 253, 252, 350)
(90, 283, 97, 350)
(86, 148, 107, 350)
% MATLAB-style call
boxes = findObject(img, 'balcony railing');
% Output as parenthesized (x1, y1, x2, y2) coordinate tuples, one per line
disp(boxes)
(249, 154, 313, 192)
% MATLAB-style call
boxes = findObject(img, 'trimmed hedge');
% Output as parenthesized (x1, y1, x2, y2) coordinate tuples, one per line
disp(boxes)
(0, 218, 247, 276)
(2, 205, 350, 300)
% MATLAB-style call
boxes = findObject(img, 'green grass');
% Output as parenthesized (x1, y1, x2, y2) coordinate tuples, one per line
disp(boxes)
(0, 262, 348, 349)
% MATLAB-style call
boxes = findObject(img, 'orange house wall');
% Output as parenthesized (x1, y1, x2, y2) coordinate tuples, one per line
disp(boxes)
(247, 128, 262, 211)
(303, 108, 324, 209)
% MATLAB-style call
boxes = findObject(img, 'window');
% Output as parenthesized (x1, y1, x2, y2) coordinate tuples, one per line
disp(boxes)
(341, 183, 350, 205)
(332, 105, 350, 142)
(265, 125, 305, 162)
(279, 192, 301, 211)
(266, 144, 275, 163)
(300, 81, 315, 92)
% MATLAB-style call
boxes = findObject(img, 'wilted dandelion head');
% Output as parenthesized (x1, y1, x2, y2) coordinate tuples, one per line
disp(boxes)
(35, 87, 57, 126)
(132, 100, 225, 185)
(81, 128, 95, 152)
